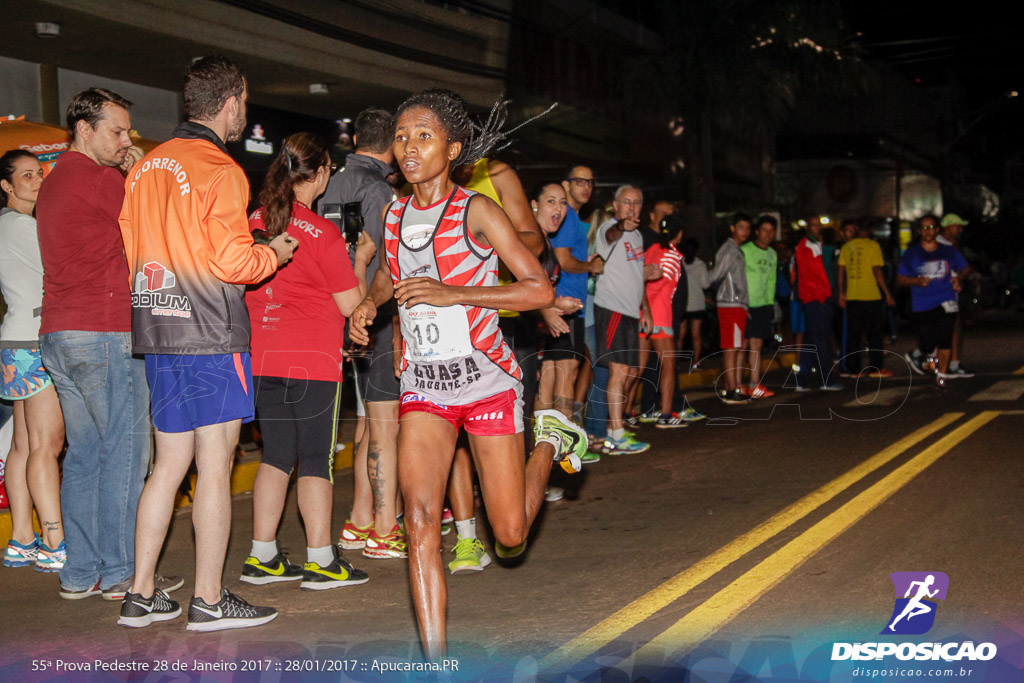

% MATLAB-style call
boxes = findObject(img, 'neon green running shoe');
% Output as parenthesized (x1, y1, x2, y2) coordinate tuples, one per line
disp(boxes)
(533, 410, 586, 473)
(494, 540, 528, 559)
(448, 537, 491, 574)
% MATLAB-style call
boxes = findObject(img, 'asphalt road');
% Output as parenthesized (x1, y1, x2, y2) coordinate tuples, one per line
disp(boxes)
(1, 312, 1022, 683)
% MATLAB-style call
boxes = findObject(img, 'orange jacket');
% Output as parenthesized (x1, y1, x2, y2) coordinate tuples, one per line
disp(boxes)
(119, 123, 277, 354)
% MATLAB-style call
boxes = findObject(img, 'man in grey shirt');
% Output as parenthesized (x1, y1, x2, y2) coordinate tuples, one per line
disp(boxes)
(709, 212, 751, 404)
(317, 108, 406, 558)
(593, 184, 655, 454)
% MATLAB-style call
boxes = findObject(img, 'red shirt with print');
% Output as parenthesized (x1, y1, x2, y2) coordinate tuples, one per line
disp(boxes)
(246, 203, 358, 382)
(644, 243, 683, 328)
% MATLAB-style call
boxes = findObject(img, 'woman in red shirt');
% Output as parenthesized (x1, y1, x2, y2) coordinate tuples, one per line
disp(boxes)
(639, 216, 686, 427)
(242, 133, 375, 590)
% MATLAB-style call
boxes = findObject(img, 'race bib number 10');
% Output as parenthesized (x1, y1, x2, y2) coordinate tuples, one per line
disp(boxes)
(400, 304, 473, 362)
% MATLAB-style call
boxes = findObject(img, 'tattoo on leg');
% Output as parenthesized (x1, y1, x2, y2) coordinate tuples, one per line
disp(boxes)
(367, 442, 385, 515)
(43, 521, 61, 532)
(554, 396, 575, 418)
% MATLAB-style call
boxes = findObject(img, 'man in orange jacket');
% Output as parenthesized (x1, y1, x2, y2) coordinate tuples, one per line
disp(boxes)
(117, 56, 297, 632)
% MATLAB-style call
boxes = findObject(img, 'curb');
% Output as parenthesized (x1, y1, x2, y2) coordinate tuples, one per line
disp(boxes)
(677, 351, 798, 390)
(0, 443, 354, 548)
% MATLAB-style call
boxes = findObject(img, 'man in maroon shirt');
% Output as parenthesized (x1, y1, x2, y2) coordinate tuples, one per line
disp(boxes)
(36, 88, 178, 601)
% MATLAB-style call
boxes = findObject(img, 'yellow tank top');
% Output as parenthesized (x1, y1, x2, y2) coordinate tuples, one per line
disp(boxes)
(465, 158, 518, 318)
(466, 158, 501, 206)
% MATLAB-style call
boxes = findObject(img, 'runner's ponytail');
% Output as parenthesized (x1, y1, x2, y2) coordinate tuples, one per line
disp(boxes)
(258, 132, 329, 236)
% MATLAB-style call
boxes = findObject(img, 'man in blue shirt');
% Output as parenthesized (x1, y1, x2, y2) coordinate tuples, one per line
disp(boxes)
(897, 214, 970, 388)
(547, 165, 602, 421)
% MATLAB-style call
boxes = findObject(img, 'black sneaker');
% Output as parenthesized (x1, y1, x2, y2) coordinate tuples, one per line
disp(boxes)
(240, 552, 303, 585)
(719, 389, 750, 405)
(904, 352, 927, 376)
(300, 547, 369, 591)
(186, 589, 277, 632)
(117, 589, 181, 628)
(949, 365, 975, 378)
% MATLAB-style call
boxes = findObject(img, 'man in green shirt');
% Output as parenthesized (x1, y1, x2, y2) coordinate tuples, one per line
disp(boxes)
(741, 216, 778, 398)
(837, 221, 895, 377)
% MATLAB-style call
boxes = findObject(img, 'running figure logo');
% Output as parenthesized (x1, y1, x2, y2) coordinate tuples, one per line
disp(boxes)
(881, 571, 949, 635)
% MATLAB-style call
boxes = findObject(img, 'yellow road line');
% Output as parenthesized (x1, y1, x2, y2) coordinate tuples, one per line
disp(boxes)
(539, 412, 963, 671)
(633, 410, 999, 662)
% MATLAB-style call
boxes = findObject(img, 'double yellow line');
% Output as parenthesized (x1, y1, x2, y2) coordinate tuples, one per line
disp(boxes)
(541, 410, 1000, 671)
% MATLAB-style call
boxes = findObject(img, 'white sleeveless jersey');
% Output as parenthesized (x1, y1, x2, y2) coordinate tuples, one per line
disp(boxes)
(382, 186, 521, 405)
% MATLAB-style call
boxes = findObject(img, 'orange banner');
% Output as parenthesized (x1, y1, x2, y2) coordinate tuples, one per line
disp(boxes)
(0, 115, 160, 176)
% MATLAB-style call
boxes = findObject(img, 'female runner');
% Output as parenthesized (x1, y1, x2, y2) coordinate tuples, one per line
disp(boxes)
(350, 89, 586, 659)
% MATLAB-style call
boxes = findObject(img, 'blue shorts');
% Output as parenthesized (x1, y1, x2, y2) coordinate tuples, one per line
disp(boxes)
(789, 300, 806, 334)
(146, 353, 255, 433)
(1, 348, 54, 400)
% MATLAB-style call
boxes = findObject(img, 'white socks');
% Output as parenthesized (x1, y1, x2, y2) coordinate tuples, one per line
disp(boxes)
(250, 540, 278, 563)
(455, 517, 477, 540)
(307, 545, 334, 568)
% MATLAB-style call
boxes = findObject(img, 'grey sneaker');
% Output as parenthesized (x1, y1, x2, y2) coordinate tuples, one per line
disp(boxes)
(118, 589, 181, 628)
(103, 574, 185, 601)
(59, 580, 102, 601)
(186, 589, 277, 632)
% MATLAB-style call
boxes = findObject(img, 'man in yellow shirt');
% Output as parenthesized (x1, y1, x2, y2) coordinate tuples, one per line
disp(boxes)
(837, 221, 896, 378)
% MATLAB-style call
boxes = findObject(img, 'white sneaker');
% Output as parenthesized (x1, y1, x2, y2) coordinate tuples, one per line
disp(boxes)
(544, 487, 564, 502)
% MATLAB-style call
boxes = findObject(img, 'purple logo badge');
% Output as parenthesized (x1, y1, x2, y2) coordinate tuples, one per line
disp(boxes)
(881, 572, 949, 635)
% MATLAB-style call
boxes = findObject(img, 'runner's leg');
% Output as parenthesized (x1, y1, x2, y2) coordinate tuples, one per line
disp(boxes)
(552, 358, 579, 418)
(24, 386, 65, 548)
(468, 432, 557, 551)
(350, 414, 373, 528)
(5, 402, 34, 544)
(448, 445, 475, 523)
(192, 419, 242, 604)
(132, 429, 196, 598)
(654, 337, 677, 415)
(399, 411, 459, 660)
(368, 401, 401, 534)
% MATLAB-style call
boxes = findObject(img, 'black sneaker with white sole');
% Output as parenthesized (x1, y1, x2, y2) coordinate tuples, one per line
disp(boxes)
(186, 589, 277, 632)
(117, 589, 181, 628)
(300, 547, 369, 591)
(240, 552, 303, 585)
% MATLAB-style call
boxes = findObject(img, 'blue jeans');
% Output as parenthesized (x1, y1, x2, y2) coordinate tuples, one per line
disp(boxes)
(583, 325, 609, 440)
(40, 331, 150, 590)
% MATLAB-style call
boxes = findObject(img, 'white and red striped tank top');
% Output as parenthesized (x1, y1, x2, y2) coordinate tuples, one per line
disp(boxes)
(383, 186, 521, 405)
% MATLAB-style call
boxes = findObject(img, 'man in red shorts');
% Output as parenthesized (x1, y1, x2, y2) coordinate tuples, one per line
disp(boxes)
(709, 212, 751, 404)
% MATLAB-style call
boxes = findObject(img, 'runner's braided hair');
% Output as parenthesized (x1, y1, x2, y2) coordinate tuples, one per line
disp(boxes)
(395, 89, 557, 169)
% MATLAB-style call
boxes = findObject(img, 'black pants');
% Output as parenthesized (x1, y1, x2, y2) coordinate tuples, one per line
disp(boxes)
(798, 300, 836, 386)
(500, 315, 538, 453)
(844, 300, 886, 373)
(913, 306, 956, 354)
